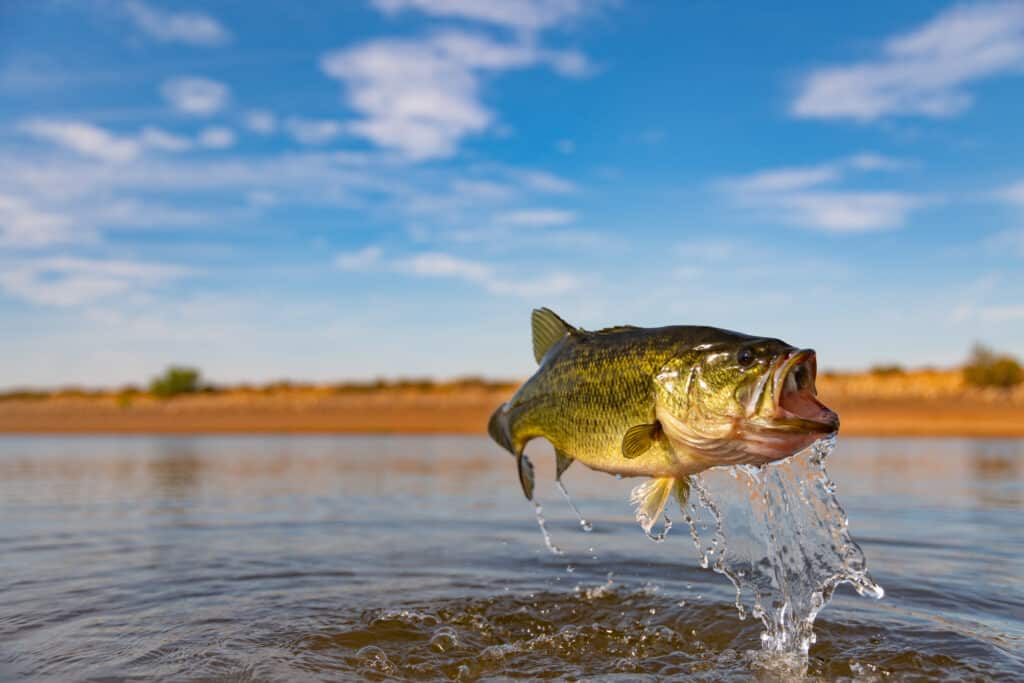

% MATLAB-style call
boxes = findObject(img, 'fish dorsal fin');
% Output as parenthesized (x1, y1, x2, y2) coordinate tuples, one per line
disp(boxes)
(531, 307, 578, 363)
(622, 422, 661, 459)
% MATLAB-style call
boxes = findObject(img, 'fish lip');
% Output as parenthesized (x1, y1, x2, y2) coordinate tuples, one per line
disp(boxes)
(769, 348, 839, 433)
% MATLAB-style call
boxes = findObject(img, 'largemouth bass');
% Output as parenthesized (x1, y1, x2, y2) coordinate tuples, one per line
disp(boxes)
(488, 308, 839, 533)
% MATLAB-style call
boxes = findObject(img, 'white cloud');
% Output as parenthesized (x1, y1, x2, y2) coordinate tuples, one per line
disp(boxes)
(371, 0, 587, 32)
(792, 2, 1024, 122)
(284, 117, 344, 145)
(245, 110, 277, 134)
(0, 195, 82, 247)
(776, 191, 922, 233)
(675, 240, 739, 262)
(727, 165, 839, 193)
(337, 247, 580, 296)
(985, 227, 1024, 256)
(495, 208, 575, 226)
(513, 168, 577, 193)
(398, 251, 580, 295)
(161, 76, 230, 116)
(0, 257, 191, 307)
(198, 126, 236, 149)
(335, 246, 383, 271)
(140, 126, 192, 152)
(18, 118, 140, 163)
(720, 154, 922, 233)
(320, 29, 591, 160)
(123, 0, 230, 46)
(996, 179, 1024, 205)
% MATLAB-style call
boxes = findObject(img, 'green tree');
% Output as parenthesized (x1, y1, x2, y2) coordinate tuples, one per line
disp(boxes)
(963, 344, 1023, 389)
(149, 366, 202, 398)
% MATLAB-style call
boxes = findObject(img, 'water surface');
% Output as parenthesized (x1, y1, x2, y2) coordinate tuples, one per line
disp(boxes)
(1, 435, 1021, 681)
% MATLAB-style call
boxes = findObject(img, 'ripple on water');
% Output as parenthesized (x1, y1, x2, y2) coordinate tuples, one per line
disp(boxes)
(271, 588, 1017, 682)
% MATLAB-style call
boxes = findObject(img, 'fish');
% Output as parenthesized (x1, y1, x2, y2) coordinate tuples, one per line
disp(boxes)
(488, 308, 839, 534)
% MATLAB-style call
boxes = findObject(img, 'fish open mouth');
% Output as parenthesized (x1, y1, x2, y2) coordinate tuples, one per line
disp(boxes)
(771, 349, 839, 433)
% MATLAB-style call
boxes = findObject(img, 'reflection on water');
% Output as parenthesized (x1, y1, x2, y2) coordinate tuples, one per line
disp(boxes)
(0, 435, 1022, 681)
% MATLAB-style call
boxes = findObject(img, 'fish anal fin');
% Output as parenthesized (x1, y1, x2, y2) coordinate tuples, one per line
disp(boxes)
(629, 476, 675, 534)
(531, 307, 578, 364)
(554, 448, 574, 480)
(517, 453, 535, 501)
(622, 422, 661, 459)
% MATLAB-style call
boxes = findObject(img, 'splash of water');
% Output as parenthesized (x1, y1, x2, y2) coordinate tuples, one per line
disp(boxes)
(532, 502, 563, 555)
(555, 480, 593, 532)
(682, 436, 883, 656)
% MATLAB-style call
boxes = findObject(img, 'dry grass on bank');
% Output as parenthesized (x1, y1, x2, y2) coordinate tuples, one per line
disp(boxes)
(0, 370, 1021, 436)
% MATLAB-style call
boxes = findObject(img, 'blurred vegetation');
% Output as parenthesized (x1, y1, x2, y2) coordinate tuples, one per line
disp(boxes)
(869, 364, 905, 376)
(963, 345, 1023, 389)
(149, 367, 203, 398)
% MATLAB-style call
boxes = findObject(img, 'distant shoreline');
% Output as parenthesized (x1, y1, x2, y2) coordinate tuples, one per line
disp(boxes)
(1, 377, 1022, 437)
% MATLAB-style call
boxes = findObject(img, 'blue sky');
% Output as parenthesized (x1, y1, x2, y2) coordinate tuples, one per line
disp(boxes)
(2, 0, 1024, 388)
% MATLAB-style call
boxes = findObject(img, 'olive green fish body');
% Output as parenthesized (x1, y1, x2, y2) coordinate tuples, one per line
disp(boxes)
(489, 308, 839, 535)
(499, 326, 745, 478)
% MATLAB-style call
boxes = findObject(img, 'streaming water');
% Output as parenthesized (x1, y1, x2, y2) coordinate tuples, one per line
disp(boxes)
(682, 436, 884, 661)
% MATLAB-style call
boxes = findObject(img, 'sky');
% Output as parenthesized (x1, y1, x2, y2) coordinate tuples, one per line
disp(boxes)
(2, 0, 1024, 388)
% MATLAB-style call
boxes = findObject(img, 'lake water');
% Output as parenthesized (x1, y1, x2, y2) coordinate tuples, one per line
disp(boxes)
(1, 435, 1021, 681)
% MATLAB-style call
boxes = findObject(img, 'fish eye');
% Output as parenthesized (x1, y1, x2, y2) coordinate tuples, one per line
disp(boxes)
(737, 347, 755, 368)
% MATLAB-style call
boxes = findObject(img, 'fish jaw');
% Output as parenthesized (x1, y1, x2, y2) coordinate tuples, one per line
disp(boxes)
(736, 349, 838, 464)
(762, 349, 838, 434)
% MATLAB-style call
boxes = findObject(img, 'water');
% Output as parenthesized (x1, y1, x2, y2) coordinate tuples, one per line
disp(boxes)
(1, 435, 1021, 681)
(683, 437, 883, 662)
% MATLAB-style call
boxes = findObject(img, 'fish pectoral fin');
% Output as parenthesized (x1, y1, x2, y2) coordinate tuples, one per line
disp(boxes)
(517, 452, 535, 500)
(629, 476, 675, 534)
(621, 422, 661, 459)
(554, 448, 574, 480)
(531, 307, 578, 363)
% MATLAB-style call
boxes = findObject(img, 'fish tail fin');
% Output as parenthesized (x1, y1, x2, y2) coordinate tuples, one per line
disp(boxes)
(630, 476, 680, 535)
(488, 403, 514, 454)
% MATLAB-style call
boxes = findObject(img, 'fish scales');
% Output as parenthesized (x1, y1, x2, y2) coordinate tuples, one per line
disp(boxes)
(489, 308, 839, 534)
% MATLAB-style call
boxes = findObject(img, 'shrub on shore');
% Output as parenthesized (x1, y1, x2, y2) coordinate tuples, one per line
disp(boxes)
(869, 364, 905, 376)
(963, 345, 1023, 389)
(149, 367, 202, 398)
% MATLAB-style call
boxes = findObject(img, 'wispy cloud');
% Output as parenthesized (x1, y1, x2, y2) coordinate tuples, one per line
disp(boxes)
(495, 208, 575, 227)
(122, 0, 230, 46)
(985, 227, 1024, 257)
(335, 246, 383, 271)
(0, 257, 191, 307)
(161, 76, 230, 116)
(398, 251, 580, 296)
(996, 178, 1024, 205)
(792, 2, 1024, 122)
(321, 28, 591, 160)
(284, 117, 344, 145)
(245, 110, 277, 134)
(335, 247, 580, 296)
(140, 126, 192, 152)
(18, 119, 140, 163)
(0, 195, 81, 248)
(719, 153, 923, 233)
(372, 0, 588, 32)
(198, 126, 236, 149)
